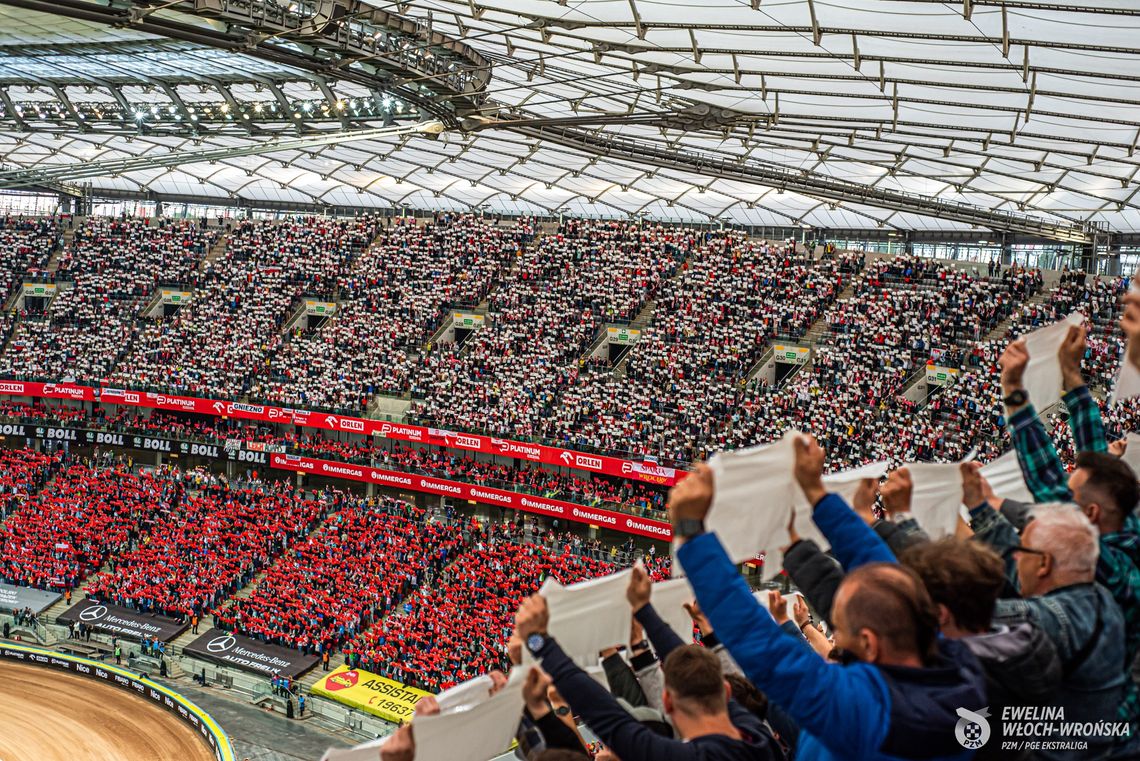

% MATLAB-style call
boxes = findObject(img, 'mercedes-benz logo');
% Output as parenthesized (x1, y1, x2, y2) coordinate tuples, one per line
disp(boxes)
(78, 605, 107, 622)
(206, 635, 235, 653)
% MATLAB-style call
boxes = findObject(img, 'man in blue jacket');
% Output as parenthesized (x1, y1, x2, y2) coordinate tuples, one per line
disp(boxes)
(671, 435, 987, 761)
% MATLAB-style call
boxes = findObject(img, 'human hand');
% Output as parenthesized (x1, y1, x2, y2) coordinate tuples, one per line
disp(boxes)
(960, 461, 986, 509)
(1058, 324, 1087, 392)
(414, 695, 439, 717)
(487, 670, 508, 696)
(852, 477, 879, 526)
(547, 684, 569, 711)
(999, 339, 1030, 398)
(629, 616, 647, 651)
(507, 628, 523, 666)
(595, 750, 620, 761)
(683, 600, 714, 637)
(793, 596, 811, 628)
(1122, 290, 1140, 371)
(880, 468, 913, 516)
(626, 564, 651, 612)
(793, 435, 828, 506)
(1110, 437, 1128, 458)
(514, 594, 549, 639)
(667, 463, 714, 526)
(768, 590, 789, 625)
(380, 725, 415, 761)
(522, 667, 553, 715)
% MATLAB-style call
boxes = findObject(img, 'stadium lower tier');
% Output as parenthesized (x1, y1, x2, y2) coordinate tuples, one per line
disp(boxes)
(0, 447, 671, 693)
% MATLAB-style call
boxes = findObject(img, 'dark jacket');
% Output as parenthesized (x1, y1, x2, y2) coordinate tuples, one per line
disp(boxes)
(964, 622, 1062, 761)
(782, 538, 843, 626)
(534, 635, 781, 761)
(679, 494, 986, 761)
(602, 652, 648, 707)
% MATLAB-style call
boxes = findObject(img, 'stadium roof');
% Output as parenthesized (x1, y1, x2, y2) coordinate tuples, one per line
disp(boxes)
(0, 0, 1139, 240)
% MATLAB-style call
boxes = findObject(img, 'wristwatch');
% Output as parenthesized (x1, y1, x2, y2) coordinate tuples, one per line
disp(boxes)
(675, 518, 706, 540)
(1002, 389, 1028, 408)
(526, 632, 549, 656)
(554, 706, 571, 718)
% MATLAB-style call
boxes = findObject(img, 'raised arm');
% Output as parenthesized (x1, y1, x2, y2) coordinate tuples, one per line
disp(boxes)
(1059, 325, 1108, 454)
(678, 532, 891, 758)
(1000, 339, 1072, 503)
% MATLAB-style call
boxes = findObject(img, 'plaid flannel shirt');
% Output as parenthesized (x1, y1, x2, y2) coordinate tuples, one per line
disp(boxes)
(1007, 384, 1140, 724)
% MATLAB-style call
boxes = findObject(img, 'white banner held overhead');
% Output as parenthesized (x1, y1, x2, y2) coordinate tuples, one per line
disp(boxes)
(906, 459, 969, 540)
(537, 570, 633, 667)
(705, 431, 800, 564)
(1021, 313, 1083, 412)
(979, 450, 1034, 504)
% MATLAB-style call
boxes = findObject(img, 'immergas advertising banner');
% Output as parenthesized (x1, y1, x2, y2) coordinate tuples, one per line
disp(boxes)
(56, 600, 188, 642)
(269, 454, 674, 541)
(183, 628, 319, 678)
(0, 380, 678, 487)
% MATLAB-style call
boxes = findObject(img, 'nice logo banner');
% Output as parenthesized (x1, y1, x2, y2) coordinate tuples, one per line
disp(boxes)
(311, 666, 432, 724)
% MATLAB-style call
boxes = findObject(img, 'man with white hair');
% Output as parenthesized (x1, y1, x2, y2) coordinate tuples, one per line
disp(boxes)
(982, 503, 1131, 760)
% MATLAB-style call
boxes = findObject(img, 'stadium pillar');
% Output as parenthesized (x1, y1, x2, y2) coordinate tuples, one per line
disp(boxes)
(155, 451, 162, 467)
(1001, 234, 1013, 267)
(1078, 242, 1095, 273)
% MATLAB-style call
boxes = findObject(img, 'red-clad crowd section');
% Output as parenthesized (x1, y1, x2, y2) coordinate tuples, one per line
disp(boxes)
(0, 380, 679, 484)
(0, 457, 172, 591)
(84, 474, 333, 618)
(213, 497, 467, 655)
(346, 521, 619, 690)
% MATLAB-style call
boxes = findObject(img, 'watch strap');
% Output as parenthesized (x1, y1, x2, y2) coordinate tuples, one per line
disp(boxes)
(1003, 389, 1028, 407)
(675, 518, 706, 539)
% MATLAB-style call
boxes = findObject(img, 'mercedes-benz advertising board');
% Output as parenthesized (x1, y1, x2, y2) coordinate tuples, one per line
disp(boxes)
(56, 600, 188, 642)
(183, 628, 319, 678)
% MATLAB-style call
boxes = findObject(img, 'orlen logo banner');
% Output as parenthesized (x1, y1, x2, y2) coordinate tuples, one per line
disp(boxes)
(0, 379, 678, 486)
(269, 454, 673, 540)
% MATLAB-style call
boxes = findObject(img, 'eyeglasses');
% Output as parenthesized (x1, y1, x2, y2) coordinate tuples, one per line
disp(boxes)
(1009, 545, 1048, 558)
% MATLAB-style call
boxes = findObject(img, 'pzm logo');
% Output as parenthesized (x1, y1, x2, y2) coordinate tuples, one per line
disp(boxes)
(955, 707, 991, 750)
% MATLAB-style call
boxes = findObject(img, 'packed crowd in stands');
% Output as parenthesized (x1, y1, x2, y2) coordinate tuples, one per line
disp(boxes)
(0, 401, 667, 514)
(550, 237, 861, 462)
(0, 454, 174, 591)
(214, 496, 468, 656)
(112, 216, 377, 400)
(0, 217, 215, 380)
(409, 220, 695, 439)
(257, 214, 526, 409)
(0, 213, 1128, 478)
(85, 471, 333, 618)
(725, 259, 1047, 469)
(348, 520, 620, 690)
(0, 215, 58, 301)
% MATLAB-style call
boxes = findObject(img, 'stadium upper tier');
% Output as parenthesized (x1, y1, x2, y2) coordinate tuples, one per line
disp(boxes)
(0, 212, 1133, 471)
